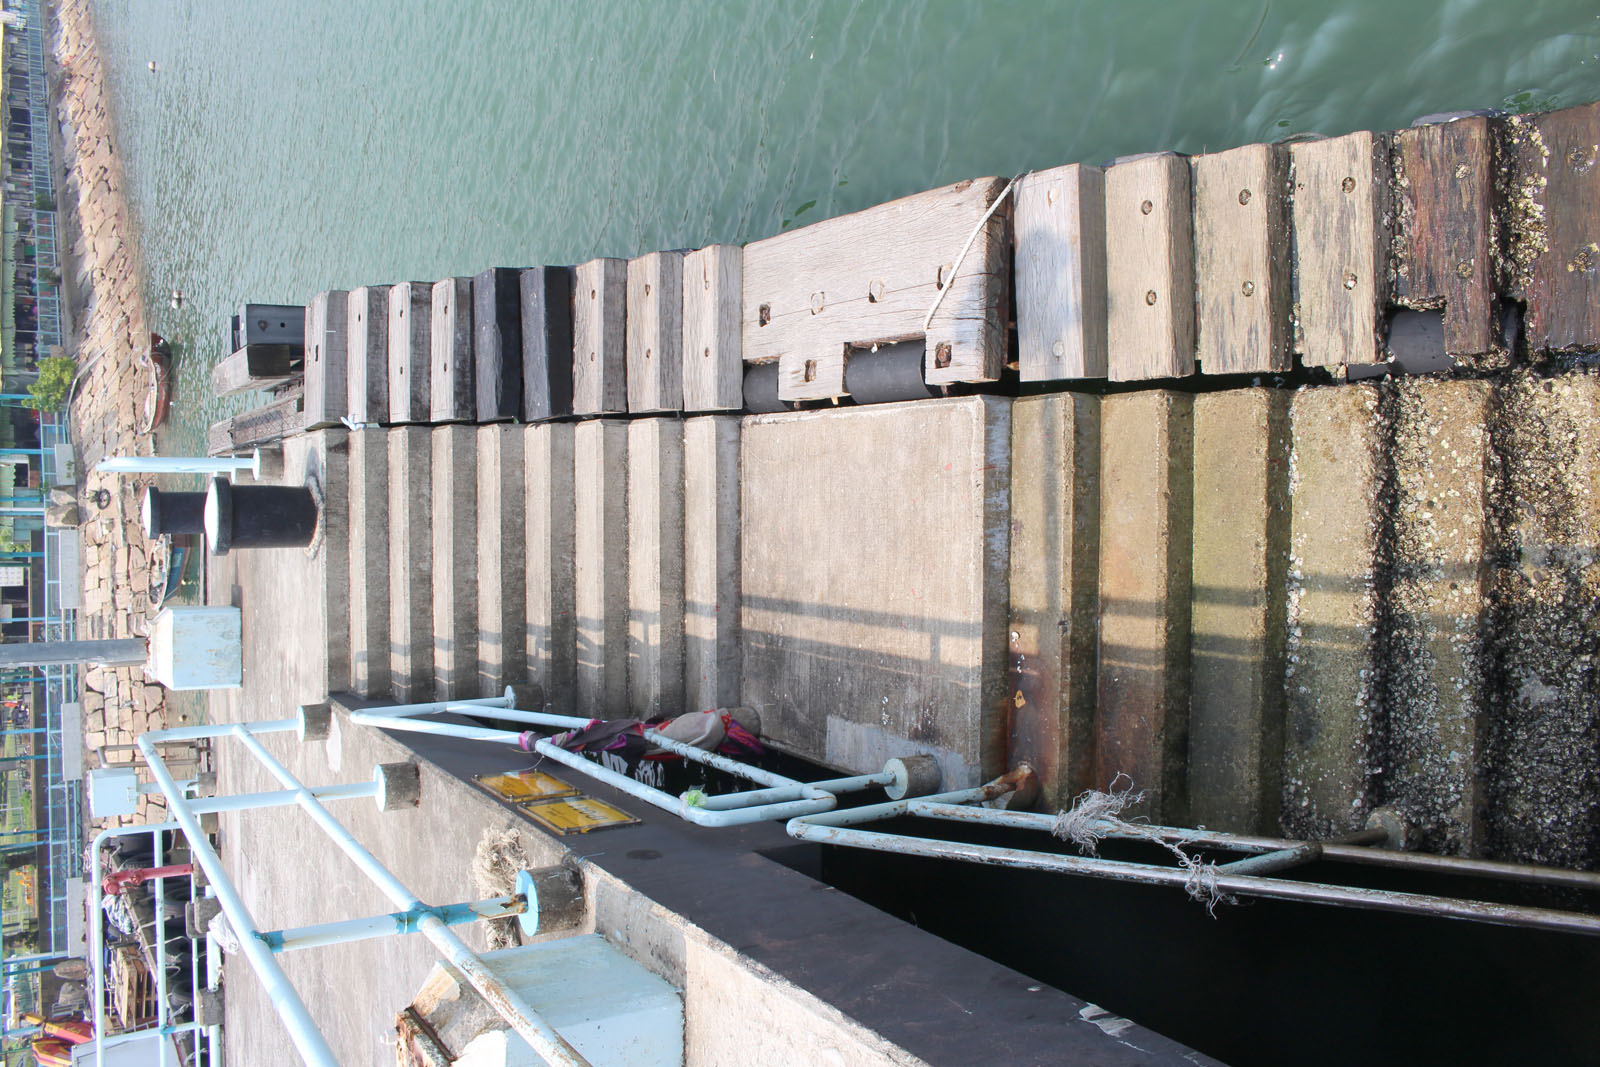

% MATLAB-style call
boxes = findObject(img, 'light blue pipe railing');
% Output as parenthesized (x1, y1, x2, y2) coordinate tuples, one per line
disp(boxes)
(347, 688, 927, 828)
(782, 773, 1600, 938)
(128, 712, 590, 1067)
(89, 820, 217, 1067)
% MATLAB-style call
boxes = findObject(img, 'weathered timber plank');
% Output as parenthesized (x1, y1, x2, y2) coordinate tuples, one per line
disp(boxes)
(1105, 154, 1194, 381)
(1392, 117, 1497, 359)
(742, 177, 1009, 400)
(1193, 143, 1291, 374)
(302, 290, 350, 428)
(1014, 164, 1108, 381)
(430, 277, 475, 422)
(210, 347, 297, 398)
(682, 244, 743, 411)
(626, 251, 686, 412)
(347, 285, 390, 424)
(572, 258, 628, 415)
(520, 266, 575, 422)
(1290, 131, 1390, 367)
(1506, 101, 1600, 353)
(206, 385, 305, 455)
(777, 346, 847, 401)
(473, 267, 525, 422)
(387, 282, 432, 423)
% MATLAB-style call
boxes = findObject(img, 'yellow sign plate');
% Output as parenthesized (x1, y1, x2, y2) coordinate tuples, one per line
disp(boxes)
(520, 795, 639, 835)
(474, 768, 578, 802)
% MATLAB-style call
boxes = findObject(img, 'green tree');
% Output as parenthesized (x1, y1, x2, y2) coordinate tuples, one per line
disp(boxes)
(22, 355, 74, 411)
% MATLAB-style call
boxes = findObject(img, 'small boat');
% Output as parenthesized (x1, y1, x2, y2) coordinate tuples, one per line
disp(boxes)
(139, 333, 173, 433)
(148, 539, 191, 609)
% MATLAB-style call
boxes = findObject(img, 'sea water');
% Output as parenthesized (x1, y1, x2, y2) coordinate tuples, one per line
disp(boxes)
(87, 0, 1600, 450)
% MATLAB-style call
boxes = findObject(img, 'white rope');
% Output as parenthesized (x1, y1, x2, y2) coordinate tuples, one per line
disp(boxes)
(921, 171, 1026, 332)
(1051, 774, 1233, 916)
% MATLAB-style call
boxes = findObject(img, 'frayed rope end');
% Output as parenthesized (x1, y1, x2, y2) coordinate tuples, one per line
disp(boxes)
(1050, 774, 1234, 917)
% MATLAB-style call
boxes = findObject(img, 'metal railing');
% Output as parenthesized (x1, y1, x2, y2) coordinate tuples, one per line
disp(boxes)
(348, 690, 930, 828)
(128, 712, 591, 1067)
(357, 694, 1600, 939)
(89, 821, 218, 1067)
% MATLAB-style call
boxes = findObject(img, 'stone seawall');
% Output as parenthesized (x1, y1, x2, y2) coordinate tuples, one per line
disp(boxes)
(50, 0, 176, 826)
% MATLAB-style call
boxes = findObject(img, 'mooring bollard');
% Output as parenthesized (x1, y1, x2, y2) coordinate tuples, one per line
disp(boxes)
(203, 477, 319, 554)
(142, 486, 207, 537)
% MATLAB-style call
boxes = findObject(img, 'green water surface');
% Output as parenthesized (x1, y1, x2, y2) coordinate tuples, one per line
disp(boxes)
(85, 0, 1600, 450)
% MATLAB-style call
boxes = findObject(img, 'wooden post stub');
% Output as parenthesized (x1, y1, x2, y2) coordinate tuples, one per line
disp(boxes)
(1193, 143, 1291, 374)
(387, 282, 433, 424)
(430, 277, 475, 423)
(626, 250, 686, 413)
(1105, 153, 1195, 381)
(473, 267, 526, 422)
(302, 290, 350, 428)
(1290, 131, 1390, 368)
(520, 266, 576, 422)
(572, 258, 628, 416)
(1506, 101, 1600, 354)
(1014, 164, 1108, 381)
(681, 244, 743, 411)
(1392, 116, 1497, 360)
(347, 285, 390, 424)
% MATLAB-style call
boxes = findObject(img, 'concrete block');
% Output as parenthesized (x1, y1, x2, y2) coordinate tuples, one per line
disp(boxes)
(683, 416, 741, 713)
(740, 397, 1012, 787)
(431, 426, 479, 698)
(430, 277, 475, 423)
(388, 428, 433, 702)
(348, 430, 390, 698)
(574, 421, 629, 716)
(1189, 390, 1289, 835)
(477, 425, 527, 695)
(1385, 379, 1493, 856)
(316, 430, 351, 697)
(525, 423, 577, 712)
(1485, 371, 1600, 868)
(627, 419, 685, 717)
(1095, 391, 1193, 823)
(1006, 394, 1100, 810)
(1284, 384, 1382, 839)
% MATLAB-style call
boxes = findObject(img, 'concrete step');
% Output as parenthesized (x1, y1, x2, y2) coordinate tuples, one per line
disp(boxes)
(431, 425, 478, 699)
(348, 429, 389, 698)
(388, 426, 433, 703)
(476, 424, 526, 696)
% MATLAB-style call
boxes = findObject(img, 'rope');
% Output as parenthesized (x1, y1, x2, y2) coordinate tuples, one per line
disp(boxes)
(1051, 774, 1233, 916)
(921, 172, 1026, 332)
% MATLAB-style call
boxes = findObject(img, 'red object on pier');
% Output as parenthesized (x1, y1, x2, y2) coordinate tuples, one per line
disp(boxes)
(102, 862, 192, 895)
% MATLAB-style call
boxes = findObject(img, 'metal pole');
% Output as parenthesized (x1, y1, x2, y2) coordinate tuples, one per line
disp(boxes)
(223, 726, 590, 1065)
(259, 895, 527, 953)
(133, 745, 338, 1067)
(97, 452, 260, 478)
(0, 638, 144, 667)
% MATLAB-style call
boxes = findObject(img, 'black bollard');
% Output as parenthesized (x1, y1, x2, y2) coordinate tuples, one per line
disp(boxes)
(203, 477, 319, 555)
(141, 487, 208, 537)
